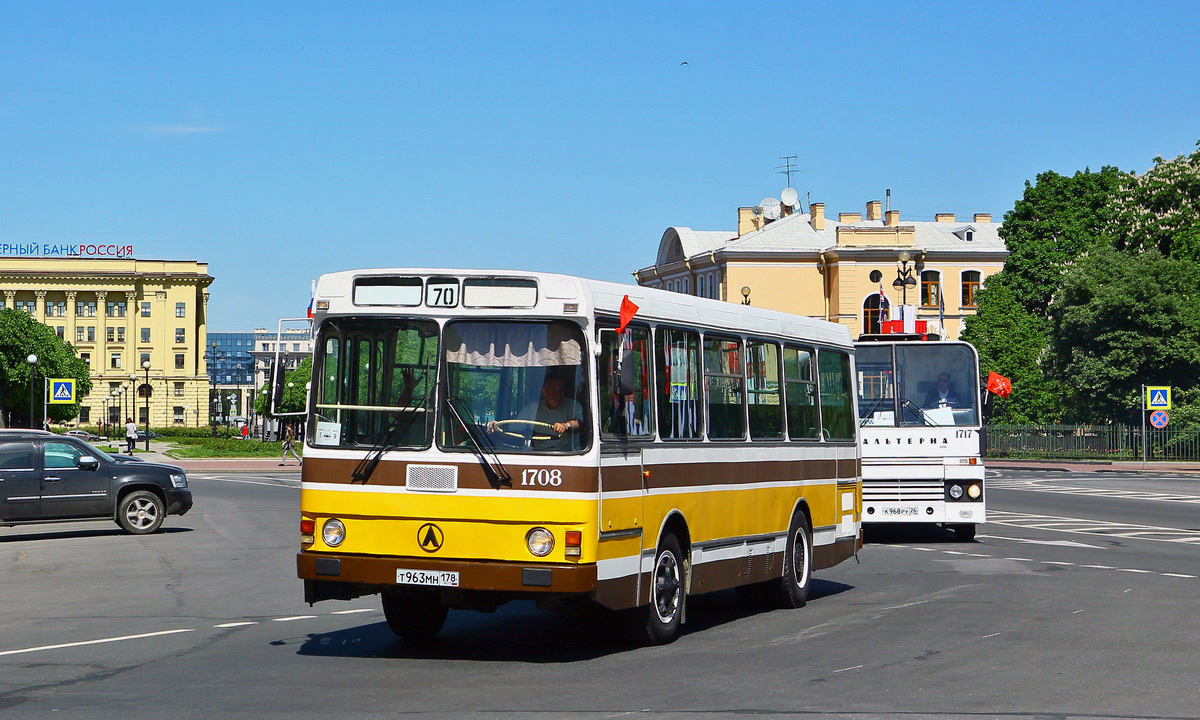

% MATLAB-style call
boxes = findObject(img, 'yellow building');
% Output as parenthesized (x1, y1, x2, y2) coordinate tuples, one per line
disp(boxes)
(0, 255, 214, 429)
(634, 199, 1008, 339)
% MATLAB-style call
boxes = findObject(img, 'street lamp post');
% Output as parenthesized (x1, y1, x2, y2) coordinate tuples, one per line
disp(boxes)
(892, 250, 918, 307)
(142, 360, 152, 451)
(26, 354, 37, 429)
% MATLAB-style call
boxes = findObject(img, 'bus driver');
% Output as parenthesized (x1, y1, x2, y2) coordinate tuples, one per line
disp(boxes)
(488, 374, 583, 450)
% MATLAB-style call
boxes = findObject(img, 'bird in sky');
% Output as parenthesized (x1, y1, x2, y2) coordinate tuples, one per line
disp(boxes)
(680, 61, 688, 66)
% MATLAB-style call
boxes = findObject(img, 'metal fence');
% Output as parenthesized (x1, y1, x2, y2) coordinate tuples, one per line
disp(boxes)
(984, 424, 1200, 461)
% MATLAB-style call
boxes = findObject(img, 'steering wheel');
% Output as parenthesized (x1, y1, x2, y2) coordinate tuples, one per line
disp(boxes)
(491, 419, 559, 441)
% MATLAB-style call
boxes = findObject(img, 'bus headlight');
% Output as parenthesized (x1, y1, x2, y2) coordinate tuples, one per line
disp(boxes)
(322, 519, 346, 547)
(967, 483, 982, 499)
(949, 484, 964, 499)
(526, 527, 554, 557)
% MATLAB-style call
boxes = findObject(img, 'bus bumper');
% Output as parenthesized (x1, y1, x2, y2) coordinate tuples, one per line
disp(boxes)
(297, 551, 597, 603)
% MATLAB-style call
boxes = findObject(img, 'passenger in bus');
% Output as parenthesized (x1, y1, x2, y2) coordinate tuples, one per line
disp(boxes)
(923, 373, 962, 409)
(488, 374, 583, 450)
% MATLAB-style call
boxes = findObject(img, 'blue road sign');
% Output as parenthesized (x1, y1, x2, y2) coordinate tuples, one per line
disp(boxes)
(1150, 410, 1169, 429)
(48, 378, 76, 404)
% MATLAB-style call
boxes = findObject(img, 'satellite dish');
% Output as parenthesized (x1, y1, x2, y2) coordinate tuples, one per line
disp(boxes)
(751, 206, 763, 217)
(761, 198, 781, 220)
(780, 187, 799, 209)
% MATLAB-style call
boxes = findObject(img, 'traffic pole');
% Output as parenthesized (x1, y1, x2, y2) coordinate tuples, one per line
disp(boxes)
(1141, 384, 1147, 470)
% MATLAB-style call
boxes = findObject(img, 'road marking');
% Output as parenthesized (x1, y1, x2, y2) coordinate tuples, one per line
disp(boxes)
(0, 629, 194, 657)
(1162, 573, 1198, 578)
(332, 608, 374, 615)
(272, 615, 317, 622)
(988, 511, 1200, 545)
(980, 534, 1104, 549)
(190, 475, 300, 488)
(833, 665, 863, 673)
(982, 633, 1000, 639)
(987, 479, 1200, 504)
(214, 622, 258, 628)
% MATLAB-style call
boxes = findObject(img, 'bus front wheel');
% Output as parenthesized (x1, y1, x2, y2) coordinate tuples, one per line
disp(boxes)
(381, 589, 448, 642)
(632, 533, 685, 645)
(952, 524, 977, 541)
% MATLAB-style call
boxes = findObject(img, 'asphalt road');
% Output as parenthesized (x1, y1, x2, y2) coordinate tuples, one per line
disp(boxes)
(2, 468, 1198, 719)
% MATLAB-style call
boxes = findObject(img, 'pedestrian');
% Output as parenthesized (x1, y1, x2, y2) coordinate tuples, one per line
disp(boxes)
(42, 418, 50, 432)
(125, 417, 137, 454)
(241, 423, 249, 440)
(280, 425, 302, 466)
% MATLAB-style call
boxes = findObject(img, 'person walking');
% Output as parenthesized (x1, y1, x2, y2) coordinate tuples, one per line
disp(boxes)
(125, 417, 138, 453)
(280, 425, 302, 466)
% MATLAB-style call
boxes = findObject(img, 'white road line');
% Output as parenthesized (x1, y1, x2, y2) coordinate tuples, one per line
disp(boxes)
(214, 622, 258, 628)
(272, 615, 317, 622)
(1162, 573, 1198, 578)
(833, 665, 863, 673)
(0, 629, 194, 657)
(193, 476, 300, 488)
(332, 608, 374, 615)
(982, 633, 1000, 639)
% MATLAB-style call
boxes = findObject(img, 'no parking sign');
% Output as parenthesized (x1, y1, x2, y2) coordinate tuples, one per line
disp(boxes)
(1149, 410, 1170, 429)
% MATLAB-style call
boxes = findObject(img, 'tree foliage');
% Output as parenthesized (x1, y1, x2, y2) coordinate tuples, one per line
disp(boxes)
(992, 166, 1128, 315)
(0, 309, 93, 428)
(254, 356, 312, 417)
(1110, 140, 1200, 261)
(1046, 248, 1200, 424)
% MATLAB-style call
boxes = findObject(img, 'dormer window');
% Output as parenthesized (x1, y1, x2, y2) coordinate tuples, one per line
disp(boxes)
(953, 226, 976, 242)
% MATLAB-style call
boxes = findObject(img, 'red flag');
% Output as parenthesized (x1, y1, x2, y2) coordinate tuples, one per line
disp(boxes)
(987, 371, 1012, 398)
(617, 295, 639, 333)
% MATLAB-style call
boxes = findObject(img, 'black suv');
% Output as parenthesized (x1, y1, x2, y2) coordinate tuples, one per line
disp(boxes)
(0, 430, 192, 535)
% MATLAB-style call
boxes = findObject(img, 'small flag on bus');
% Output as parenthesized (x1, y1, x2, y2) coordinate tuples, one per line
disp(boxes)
(617, 295, 639, 333)
(987, 371, 1012, 398)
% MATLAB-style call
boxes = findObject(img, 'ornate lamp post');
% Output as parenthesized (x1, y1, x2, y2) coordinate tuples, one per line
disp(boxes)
(26, 354, 37, 429)
(740, 286, 751, 305)
(892, 250, 918, 307)
(142, 359, 152, 450)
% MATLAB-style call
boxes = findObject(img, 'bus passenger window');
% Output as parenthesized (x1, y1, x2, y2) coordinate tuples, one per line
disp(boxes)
(818, 349, 854, 440)
(655, 328, 703, 440)
(704, 336, 745, 440)
(784, 346, 818, 439)
(747, 341, 783, 440)
(599, 326, 653, 439)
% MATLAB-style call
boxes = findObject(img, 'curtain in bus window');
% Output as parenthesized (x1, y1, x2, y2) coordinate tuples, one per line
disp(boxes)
(705, 337, 745, 440)
(747, 341, 783, 440)
(599, 327, 653, 439)
(655, 328, 702, 439)
(784, 346, 818, 439)
(818, 349, 854, 440)
(444, 323, 581, 367)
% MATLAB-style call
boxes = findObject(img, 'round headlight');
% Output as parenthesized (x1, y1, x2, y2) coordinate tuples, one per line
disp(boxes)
(967, 483, 982, 499)
(526, 527, 554, 557)
(949, 484, 963, 499)
(322, 518, 346, 547)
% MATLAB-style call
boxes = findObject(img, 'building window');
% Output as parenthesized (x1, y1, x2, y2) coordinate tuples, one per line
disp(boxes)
(140, 352, 151, 367)
(141, 327, 151, 343)
(77, 300, 96, 317)
(87, 326, 95, 342)
(138, 406, 148, 424)
(175, 328, 185, 343)
(293, 343, 300, 352)
(961, 271, 981, 308)
(173, 406, 184, 424)
(174, 382, 185, 397)
(107, 327, 116, 342)
(107, 301, 126, 317)
(110, 353, 122, 369)
(117, 327, 125, 343)
(175, 353, 185, 370)
(920, 271, 941, 308)
(76, 327, 86, 342)
(81, 353, 90, 366)
(56, 326, 64, 339)
(176, 302, 186, 317)
(141, 302, 151, 317)
(80, 407, 90, 423)
(863, 294, 890, 335)
(16, 300, 35, 314)
(47, 301, 66, 317)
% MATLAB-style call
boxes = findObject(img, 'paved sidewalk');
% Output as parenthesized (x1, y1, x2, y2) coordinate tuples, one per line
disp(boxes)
(121, 440, 302, 474)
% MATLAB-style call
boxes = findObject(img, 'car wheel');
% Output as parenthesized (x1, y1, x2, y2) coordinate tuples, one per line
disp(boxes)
(767, 511, 812, 609)
(381, 590, 448, 642)
(116, 490, 165, 535)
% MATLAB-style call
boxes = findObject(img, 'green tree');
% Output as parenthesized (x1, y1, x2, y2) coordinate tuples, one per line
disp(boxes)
(1046, 248, 1200, 424)
(993, 166, 1128, 315)
(1110, 140, 1200, 261)
(254, 357, 312, 416)
(960, 283, 1060, 423)
(0, 308, 93, 428)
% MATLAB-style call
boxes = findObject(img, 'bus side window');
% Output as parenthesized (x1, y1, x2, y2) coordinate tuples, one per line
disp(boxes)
(818, 349, 855, 440)
(598, 326, 653, 439)
(747, 340, 783, 440)
(784, 346, 818, 440)
(704, 336, 745, 440)
(655, 327, 703, 440)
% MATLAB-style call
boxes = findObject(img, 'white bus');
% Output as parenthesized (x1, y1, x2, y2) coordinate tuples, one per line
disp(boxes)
(854, 337, 984, 540)
(296, 268, 862, 644)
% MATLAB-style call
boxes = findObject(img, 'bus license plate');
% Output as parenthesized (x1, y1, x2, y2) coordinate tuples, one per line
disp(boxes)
(881, 506, 919, 516)
(396, 569, 459, 587)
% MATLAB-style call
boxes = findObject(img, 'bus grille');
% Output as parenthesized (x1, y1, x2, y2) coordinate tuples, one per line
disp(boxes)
(406, 465, 458, 493)
(863, 480, 943, 502)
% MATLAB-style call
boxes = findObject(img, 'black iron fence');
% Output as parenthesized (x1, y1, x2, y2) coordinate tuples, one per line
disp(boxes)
(985, 424, 1200, 461)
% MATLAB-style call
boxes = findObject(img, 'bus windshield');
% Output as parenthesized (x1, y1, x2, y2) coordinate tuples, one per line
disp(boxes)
(310, 318, 439, 448)
(440, 320, 590, 454)
(857, 343, 979, 427)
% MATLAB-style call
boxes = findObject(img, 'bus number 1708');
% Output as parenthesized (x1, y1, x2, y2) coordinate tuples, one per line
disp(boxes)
(521, 469, 562, 487)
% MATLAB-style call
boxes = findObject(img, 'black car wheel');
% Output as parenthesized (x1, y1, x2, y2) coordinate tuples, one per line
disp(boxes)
(116, 490, 165, 534)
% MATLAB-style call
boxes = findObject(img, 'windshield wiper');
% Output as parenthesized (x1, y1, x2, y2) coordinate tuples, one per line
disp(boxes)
(446, 395, 512, 489)
(350, 383, 429, 485)
(858, 395, 887, 426)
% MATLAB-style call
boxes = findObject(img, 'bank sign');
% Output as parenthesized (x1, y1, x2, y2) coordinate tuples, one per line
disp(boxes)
(1, 243, 135, 258)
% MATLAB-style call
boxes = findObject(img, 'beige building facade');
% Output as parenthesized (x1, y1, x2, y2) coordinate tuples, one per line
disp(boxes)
(0, 256, 214, 429)
(634, 199, 1008, 339)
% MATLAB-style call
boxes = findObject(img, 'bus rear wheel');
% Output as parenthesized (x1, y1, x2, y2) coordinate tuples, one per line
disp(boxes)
(632, 533, 684, 645)
(381, 589, 448, 642)
(767, 511, 812, 609)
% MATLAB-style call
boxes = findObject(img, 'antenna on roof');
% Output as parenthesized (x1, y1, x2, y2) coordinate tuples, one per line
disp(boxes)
(775, 155, 802, 187)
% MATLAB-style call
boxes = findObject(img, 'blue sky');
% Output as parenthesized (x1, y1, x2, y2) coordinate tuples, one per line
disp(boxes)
(3, 1, 1199, 330)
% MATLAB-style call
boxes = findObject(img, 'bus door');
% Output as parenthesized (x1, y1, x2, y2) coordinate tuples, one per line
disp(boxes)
(596, 326, 654, 609)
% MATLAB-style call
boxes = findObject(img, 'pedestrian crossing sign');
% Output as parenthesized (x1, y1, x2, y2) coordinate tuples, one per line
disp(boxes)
(49, 379, 76, 404)
(1146, 386, 1171, 410)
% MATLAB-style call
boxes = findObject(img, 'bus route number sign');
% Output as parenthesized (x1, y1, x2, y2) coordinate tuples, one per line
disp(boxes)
(1150, 410, 1169, 429)
(426, 279, 460, 308)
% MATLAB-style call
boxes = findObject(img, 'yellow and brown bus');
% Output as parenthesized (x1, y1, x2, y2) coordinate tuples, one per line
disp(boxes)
(297, 269, 861, 644)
